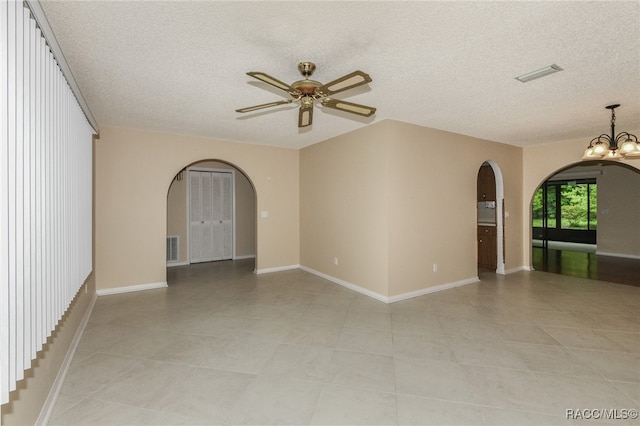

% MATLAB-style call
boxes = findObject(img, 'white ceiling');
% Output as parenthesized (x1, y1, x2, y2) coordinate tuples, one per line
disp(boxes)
(40, 0, 640, 149)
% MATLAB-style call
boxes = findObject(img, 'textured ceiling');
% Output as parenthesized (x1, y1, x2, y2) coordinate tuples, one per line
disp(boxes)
(40, 0, 640, 149)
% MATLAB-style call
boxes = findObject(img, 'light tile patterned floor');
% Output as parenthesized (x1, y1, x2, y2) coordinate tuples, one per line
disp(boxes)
(49, 260, 640, 425)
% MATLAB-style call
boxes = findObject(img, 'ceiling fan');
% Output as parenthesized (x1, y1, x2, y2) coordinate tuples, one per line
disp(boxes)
(236, 62, 376, 128)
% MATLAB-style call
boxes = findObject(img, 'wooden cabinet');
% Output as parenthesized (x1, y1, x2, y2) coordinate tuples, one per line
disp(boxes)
(477, 165, 496, 201)
(478, 225, 497, 271)
(477, 164, 497, 271)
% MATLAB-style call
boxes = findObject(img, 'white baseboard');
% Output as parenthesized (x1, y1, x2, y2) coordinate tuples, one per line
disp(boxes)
(505, 265, 532, 274)
(299, 265, 480, 304)
(234, 254, 256, 260)
(96, 281, 168, 296)
(255, 264, 300, 274)
(388, 276, 480, 303)
(299, 266, 389, 303)
(167, 256, 255, 267)
(596, 251, 640, 260)
(36, 291, 97, 426)
(166, 261, 189, 267)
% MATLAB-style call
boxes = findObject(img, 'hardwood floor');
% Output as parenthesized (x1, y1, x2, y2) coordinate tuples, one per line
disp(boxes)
(532, 247, 640, 287)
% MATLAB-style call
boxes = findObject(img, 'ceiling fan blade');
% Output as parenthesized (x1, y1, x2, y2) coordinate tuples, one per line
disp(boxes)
(321, 98, 376, 117)
(235, 99, 293, 113)
(247, 71, 298, 93)
(298, 104, 313, 128)
(315, 70, 372, 96)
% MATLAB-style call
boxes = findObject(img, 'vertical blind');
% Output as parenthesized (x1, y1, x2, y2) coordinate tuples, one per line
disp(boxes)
(1, 1, 94, 405)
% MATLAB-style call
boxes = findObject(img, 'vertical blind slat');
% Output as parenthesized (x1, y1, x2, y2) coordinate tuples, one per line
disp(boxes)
(33, 26, 42, 355)
(28, 17, 37, 361)
(0, 0, 11, 403)
(22, 6, 32, 368)
(7, 0, 18, 391)
(0, 2, 94, 405)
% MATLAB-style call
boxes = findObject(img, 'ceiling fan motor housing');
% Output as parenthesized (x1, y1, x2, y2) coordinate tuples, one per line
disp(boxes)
(291, 79, 321, 95)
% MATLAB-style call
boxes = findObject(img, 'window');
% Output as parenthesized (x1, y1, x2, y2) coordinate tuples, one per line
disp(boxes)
(533, 179, 597, 231)
(560, 182, 597, 230)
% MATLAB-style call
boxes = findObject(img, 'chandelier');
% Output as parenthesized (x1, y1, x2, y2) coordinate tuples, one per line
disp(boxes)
(582, 104, 640, 160)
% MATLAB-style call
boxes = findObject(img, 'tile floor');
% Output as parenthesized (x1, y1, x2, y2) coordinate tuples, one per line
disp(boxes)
(49, 260, 640, 425)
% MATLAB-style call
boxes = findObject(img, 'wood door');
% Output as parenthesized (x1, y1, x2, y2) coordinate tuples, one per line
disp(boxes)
(477, 165, 496, 201)
(478, 225, 497, 270)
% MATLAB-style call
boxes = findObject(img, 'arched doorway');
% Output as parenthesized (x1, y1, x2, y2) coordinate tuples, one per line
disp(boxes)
(530, 161, 640, 285)
(476, 160, 505, 274)
(166, 159, 257, 272)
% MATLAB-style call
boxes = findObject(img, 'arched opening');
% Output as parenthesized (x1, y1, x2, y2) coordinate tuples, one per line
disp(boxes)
(476, 160, 505, 274)
(165, 159, 258, 278)
(530, 161, 640, 285)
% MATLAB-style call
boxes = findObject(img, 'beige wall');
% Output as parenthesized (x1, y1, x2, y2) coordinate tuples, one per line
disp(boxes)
(234, 167, 258, 257)
(300, 120, 524, 299)
(167, 173, 187, 261)
(522, 134, 640, 265)
(166, 160, 256, 263)
(387, 121, 523, 296)
(596, 164, 640, 256)
(95, 126, 299, 291)
(300, 123, 390, 295)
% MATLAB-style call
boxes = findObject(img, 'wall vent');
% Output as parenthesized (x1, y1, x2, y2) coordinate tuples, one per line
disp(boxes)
(167, 236, 179, 262)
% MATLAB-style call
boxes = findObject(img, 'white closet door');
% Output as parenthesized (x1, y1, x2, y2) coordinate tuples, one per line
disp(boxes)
(221, 173, 233, 259)
(189, 171, 204, 262)
(189, 170, 233, 263)
(200, 172, 214, 261)
(211, 172, 223, 260)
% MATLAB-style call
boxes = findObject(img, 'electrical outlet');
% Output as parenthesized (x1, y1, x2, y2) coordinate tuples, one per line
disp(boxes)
(334, 257, 339, 266)
(433, 263, 438, 272)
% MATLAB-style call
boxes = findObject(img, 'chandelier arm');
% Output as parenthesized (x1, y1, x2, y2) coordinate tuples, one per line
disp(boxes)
(590, 134, 612, 147)
(615, 132, 638, 144)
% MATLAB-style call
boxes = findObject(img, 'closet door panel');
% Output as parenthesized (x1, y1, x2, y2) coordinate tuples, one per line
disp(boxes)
(189, 171, 203, 262)
(201, 172, 214, 261)
(211, 172, 223, 260)
(221, 173, 233, 259)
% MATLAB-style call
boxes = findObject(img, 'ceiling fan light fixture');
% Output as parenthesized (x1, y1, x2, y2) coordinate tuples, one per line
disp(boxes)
(515, 64, 563, 83)
(299, 108, 312, 127)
